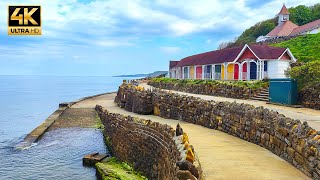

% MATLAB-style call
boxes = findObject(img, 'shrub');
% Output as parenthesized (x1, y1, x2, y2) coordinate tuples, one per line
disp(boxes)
(288, 61, 320, 90)
(149, 78, 269, 90)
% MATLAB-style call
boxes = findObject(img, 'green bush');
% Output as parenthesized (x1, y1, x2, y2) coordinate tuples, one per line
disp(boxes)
(150, 78, 269, 90)
(288, 61, 320, 90)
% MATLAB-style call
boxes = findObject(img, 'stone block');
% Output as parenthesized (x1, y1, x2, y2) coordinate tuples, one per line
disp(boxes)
(287, 147, 295, 157)
(176, 160, 199, 179)
(177, 170, 197, 180)
(295, 152, 305, 165)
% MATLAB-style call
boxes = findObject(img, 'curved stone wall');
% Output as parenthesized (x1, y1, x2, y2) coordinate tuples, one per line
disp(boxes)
(116, 84, 320, 179)
(96, 105, 200, 180)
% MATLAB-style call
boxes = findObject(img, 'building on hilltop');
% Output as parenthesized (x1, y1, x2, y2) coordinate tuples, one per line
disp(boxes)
(256, 4, 320, 42)
(169, 44, 296, 80)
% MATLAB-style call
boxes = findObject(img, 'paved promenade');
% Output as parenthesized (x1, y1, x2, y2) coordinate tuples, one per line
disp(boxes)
(72, 93, 309, 180)
(140, 83, 320, 130)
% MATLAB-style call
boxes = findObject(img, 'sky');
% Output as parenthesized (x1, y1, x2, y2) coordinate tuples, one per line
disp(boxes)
(0, 0, 318, 76)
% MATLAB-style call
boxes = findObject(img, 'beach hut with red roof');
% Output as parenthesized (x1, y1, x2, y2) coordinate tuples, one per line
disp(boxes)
(169, 44, 296, 80)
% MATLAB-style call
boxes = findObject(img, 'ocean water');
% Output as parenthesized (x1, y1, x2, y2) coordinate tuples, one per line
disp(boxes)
(0, 75, 137, 179)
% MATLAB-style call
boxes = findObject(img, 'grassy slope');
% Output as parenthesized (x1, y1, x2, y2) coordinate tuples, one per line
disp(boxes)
(271, 33, 320, 62)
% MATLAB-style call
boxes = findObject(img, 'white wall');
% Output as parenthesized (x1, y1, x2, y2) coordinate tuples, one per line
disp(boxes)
(310, 27, 320, 34)
(268, 60, 290, 79)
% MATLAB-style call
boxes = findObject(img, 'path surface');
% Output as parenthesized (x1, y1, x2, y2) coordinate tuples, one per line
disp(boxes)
(73, 93, 309, 180)
(48, 108, 99, 130)
(140, 83, 320, 130)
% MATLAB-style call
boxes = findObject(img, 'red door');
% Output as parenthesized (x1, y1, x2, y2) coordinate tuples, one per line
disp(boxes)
(196, 66, 202, 79)
(242, 63, 247, 80)
(234, 64, 239, 80)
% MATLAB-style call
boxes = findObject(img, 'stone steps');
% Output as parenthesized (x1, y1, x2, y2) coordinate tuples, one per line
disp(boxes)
(251, 88, 269, 102)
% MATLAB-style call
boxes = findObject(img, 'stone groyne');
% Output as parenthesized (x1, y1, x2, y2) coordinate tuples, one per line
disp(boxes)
(96, 105, 201, 180)
(15, 92, 116, 149)
(115, 83, 320, 179)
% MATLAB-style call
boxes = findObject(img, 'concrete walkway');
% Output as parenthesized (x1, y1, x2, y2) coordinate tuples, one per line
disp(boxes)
(141, 83, 320, 130)
(73, 93, 309, 180)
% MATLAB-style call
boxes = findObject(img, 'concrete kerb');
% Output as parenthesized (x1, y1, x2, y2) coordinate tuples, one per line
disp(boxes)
(15, 91, 116, 149)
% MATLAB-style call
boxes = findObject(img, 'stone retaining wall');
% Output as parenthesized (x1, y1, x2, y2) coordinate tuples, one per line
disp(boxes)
(298, 83, 320, 110)
(259, 34, 302, 45)
(116, 83, 320, 179)
(96, 105, 200, 180)
(148, 81, 264, 100)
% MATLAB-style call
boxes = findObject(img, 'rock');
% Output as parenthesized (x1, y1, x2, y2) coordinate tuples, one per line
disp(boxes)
(83, 152, 109, 166)
(177, 170, 197, 180)
(176, 123, 183, 136)
(294, 152, 305, 165)
(182, 132, 189, 144)
(186, 147, 195, 163)
(154, 105, 160, 116)
(176, 160, 200, 179)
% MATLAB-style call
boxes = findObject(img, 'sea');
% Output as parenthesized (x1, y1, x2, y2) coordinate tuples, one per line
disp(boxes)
(0, 75, 138, 180)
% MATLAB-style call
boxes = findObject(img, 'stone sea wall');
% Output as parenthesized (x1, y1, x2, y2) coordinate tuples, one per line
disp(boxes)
(298, 83, 320, 110)
(116, 83, 320, 179)
(96, 105, 200, 180)
(148, 81, 264, 100)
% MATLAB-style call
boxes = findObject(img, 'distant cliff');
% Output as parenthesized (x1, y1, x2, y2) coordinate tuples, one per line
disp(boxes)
(113, 71, 167, 78)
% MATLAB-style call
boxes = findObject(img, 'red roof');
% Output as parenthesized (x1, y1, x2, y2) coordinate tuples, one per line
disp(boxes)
(175, 46, 243, 67)
(249, 44, 287, 59)
(290, 19, 320, 36)
(173, 44, 287, 68)
(279, 4, 290, 15)
(267, 21, 298, 37)
(169, 61, 179, 68)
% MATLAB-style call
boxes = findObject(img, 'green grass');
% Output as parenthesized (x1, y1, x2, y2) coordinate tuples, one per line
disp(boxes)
(96, 157, 147, 180)
(272, 33, 320, 62)
(150, 78, 269, 90)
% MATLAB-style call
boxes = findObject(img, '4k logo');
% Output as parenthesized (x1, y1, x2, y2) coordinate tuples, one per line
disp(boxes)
(8, 6, 41, 35)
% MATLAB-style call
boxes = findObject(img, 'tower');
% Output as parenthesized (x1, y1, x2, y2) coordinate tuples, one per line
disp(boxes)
(278, 4, 290, 26)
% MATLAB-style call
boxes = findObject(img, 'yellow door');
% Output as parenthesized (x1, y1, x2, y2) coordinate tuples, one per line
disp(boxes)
(227, 64, 234, 80)
(189, 66, 194, 79)
(221, 65, 225, 80)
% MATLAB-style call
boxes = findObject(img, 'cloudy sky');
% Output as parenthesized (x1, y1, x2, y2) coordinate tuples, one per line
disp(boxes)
(0, 0, 318, 76)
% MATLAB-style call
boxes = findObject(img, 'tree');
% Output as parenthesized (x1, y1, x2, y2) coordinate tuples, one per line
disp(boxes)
(289, 5, 313, 26)
(252, 19, 276, 37)
(311, 4, 320, 21)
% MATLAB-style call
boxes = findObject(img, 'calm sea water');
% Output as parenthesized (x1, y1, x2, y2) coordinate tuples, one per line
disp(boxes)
(0, 75, 137, 179)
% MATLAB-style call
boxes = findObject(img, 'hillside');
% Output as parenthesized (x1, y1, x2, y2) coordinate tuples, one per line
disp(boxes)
(220, 3, 320, 48)
(271, 33, 320, 62)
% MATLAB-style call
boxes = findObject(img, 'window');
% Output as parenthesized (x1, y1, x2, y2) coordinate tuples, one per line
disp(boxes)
(183, 67, 189, 79)
(264, 61, 268, 71)
(214, 65, 221, 80)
